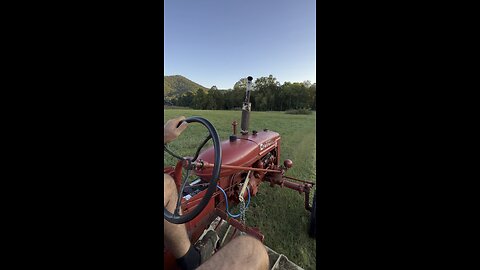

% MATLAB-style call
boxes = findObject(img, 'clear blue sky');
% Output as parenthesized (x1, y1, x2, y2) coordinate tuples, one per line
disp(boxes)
(164, 0, 316, 90)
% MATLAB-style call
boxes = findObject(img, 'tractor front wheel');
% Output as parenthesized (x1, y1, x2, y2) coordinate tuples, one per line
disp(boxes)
(308, 191, 316, 238)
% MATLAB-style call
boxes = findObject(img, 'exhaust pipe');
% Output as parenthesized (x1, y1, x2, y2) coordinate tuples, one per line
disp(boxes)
(240, 76, 253, 135)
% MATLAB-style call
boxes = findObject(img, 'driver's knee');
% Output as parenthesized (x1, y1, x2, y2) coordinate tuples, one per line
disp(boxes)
(235, 236, 269, 268)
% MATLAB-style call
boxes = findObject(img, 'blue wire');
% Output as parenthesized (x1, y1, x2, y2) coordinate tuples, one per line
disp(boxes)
(216, 184, 251, 218)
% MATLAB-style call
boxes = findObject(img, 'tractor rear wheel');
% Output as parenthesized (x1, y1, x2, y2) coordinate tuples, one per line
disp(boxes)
(308, 191, 316, 238)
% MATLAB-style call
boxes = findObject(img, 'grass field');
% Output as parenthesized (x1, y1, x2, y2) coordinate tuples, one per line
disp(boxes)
(164, 109, 317, 269)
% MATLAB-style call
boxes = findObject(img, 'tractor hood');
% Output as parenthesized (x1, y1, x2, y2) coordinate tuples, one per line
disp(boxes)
(195, 130, 280, 179)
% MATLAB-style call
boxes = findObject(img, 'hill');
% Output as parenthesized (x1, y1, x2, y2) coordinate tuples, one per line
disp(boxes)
(164, 75, 208, 99)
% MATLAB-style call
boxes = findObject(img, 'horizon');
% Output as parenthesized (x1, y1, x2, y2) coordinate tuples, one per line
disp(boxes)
(164, 0, 316, 89)
(164, 74, 315, 90)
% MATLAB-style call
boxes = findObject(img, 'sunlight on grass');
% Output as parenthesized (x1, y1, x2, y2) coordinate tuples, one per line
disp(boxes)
(164, 109, 316, 269)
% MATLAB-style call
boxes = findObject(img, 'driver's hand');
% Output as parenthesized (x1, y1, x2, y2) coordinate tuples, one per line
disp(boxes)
(164, 116, 188, 144)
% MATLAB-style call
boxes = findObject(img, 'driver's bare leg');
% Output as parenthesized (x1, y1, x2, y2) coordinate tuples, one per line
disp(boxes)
(164, 173, 190, 258)
(165, 173, 268, 270)
(197, 235, 269, 270)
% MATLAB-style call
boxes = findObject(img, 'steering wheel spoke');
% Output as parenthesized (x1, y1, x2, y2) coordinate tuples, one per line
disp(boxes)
(163, 117, 222, 224)
(173, 168, 191, 216)
(192, 134, 212, 162)
(164, 145, 185, 161)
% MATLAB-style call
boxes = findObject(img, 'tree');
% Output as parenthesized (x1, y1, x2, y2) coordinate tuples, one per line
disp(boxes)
(308, 84, 316, 110)
(192, 88, 207, 109)
(254, 75, 280, 111)
(206, 87, 224, 110)
(302, 80, 312, 88)
(254, 75, 279, 91)
(175, 92, 194, 107)
(172, 76, 315, 111)
(284, 83, 309, 109)
(233, 78, 248, 91)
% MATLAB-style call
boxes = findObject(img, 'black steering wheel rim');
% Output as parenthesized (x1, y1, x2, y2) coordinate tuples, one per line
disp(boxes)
(164, 116, 222, 224)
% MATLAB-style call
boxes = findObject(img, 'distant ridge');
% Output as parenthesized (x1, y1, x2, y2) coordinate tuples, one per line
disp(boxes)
(164, 75, 208, 99)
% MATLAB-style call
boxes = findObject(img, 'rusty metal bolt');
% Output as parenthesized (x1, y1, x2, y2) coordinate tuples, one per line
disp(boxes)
(232, 121, 238, 135)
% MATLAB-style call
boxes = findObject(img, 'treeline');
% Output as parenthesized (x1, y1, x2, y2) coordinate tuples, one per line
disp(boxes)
(171, 75, 316, 111)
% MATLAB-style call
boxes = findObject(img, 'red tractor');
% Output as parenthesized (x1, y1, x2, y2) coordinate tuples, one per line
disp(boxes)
(164, 76, 316, 269)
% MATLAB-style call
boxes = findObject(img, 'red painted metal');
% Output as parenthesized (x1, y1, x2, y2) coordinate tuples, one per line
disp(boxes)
(164, 118, 314, 269)
(194, 130, 280, 179)
(283, 175, 316, 185)
(304, 190, 312, 211)
(198, 162, 282, 174)
(174, 160, 183, 190)
(164, 249, 180, 270)
(164, 166, 175, 177)
(284, 159, 293, 168)
(214, 208, 265, 242)
(264, 173, 313, 193)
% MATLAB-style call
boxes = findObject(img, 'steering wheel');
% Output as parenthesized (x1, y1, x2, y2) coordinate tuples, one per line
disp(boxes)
(164, 116, 222, 224)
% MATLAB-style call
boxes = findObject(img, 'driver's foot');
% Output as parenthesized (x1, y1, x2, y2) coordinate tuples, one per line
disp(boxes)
(194, 229, 220, 264)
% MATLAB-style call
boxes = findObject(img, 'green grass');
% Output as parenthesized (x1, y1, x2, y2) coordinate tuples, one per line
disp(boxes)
(285, 108, 313, 115)
(164, 105, 193, 110)
(164, 109, 316, 269)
